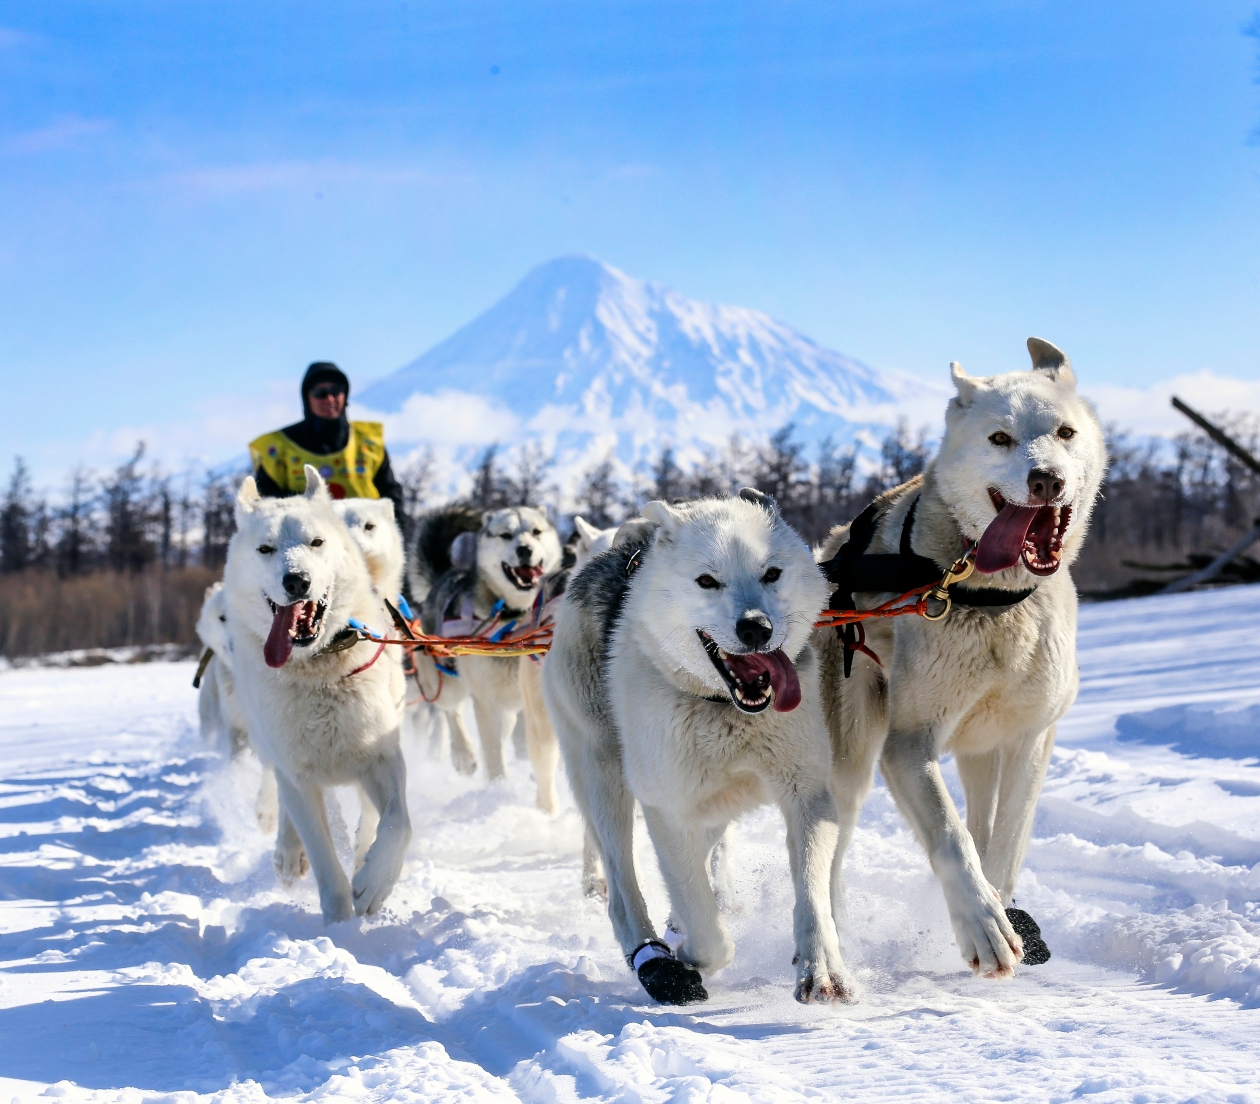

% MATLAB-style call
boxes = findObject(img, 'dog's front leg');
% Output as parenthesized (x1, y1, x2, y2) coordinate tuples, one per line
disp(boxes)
(641, 805, 733, 974)
(353, 781, 382, 872)
(255, 765, 279, 835)
(520, 658, 560, 814)
(782, 786, 857, 1003)
(274, 772, 352, 923)
(880, 726, 1022, 978)
(352, 742, 412, 916)
(984, 725, 1056, 904)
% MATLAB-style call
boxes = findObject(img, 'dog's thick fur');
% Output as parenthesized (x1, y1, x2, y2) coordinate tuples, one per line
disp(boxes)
(195, 582, 280, 831)
(224, 466, 410, 923)
(816, 339, 1106, 978)
(413, 505, 564, 810)
(544, 492, 854, 1003)
(334, 498, 405, 603)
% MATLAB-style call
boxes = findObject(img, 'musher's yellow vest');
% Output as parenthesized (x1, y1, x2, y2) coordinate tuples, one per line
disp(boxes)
(249, 421, 385, 501)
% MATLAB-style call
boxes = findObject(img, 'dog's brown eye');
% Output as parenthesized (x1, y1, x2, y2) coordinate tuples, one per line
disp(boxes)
(257, 545, 276, 555)
(762, 567, 781, 584)
(1057, 425, 1076, 440)
(311, 538, 324, 547)
(364, 523, 375, 531)
(989, 431, 1013, 447)
(696, 574, 721, 590)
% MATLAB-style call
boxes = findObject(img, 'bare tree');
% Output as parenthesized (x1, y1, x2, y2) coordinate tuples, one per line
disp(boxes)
(575, 454, 623, 527)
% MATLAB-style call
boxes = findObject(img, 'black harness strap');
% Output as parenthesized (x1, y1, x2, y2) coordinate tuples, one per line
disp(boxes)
(823, 495, 1037, 676)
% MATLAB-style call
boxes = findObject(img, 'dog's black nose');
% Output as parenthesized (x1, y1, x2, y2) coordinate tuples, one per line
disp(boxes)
(282, 571, 311, 600)
(735, 614, 773, 650)
(516, 545, 533, 564)
(1027, 468, 1065, 504)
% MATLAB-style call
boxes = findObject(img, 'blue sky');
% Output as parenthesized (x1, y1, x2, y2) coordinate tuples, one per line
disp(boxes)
(2, 1, 1259, 478)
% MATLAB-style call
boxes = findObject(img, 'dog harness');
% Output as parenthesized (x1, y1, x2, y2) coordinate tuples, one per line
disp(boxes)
(822, 495, 1037, 677)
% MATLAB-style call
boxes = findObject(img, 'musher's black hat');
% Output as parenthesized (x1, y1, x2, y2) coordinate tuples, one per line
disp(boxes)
(301, 362, 350, 413)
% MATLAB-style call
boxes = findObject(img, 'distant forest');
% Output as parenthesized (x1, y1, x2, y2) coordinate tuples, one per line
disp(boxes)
(0, 414, 1256, 657)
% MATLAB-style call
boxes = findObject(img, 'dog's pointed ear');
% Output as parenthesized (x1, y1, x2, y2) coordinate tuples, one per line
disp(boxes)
(573, 515, 598, 544)
(1027, 337, 1075, 386)
(641, 499, 683, 535)
(738, 487, 778, 515)
(302, 464, 330, 501)
(481, 510, 496, 530)
(950, 361, 979, 406)
(235, 476, 260, 518)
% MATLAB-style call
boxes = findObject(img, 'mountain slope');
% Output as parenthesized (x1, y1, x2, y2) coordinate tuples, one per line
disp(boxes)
(359, 256, 944, 494)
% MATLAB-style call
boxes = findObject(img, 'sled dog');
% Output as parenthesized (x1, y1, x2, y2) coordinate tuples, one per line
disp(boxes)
(412, 504, 564, 811)
(224, 466, 410, 923)
(195, 582, 280, 831)
(571, 515, 619, 568)
(544, 491, 853, 1005)
(333, 498, 405, 603)
(817, 338, 1105, 977)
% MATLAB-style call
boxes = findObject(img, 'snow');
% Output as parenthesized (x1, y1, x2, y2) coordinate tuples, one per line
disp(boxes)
(3, 586, 1260, 1101)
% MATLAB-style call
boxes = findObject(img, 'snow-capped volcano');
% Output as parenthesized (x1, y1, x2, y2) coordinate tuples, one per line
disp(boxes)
(358, 256, 942, 492)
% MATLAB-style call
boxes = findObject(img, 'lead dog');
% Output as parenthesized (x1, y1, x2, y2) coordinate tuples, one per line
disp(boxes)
(817, 338, 1105, 977)
(224, 466, 410, 923)
(544, 491, 853, 1005)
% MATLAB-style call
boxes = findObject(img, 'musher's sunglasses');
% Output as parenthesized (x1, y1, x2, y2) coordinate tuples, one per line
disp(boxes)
(309, 384, 346, 400)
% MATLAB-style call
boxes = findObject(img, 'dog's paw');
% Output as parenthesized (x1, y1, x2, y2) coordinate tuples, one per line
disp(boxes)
(636, 955, 708, 1005)
(321, 893, 354, 925)
(273, 844, 309, 884)
(450, 743, 478, 776)
(351, 828, 409, 916)
(794, 964, 859, 1005)
(1005, 907, 1051, 965)
(535, 788, 559, 816)
(582, 873, 608, 901)
(953, 891, 1023, 979)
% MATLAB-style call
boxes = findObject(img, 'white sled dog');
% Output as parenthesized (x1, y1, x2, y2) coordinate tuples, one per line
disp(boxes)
(194, 582, 280, 832)
(817, 338, 1105, 978)
(412, 504, 564, 811)
(333, 498, 406, 603)
(224, 466, 410, 923)
(544, 491, 853, 1005)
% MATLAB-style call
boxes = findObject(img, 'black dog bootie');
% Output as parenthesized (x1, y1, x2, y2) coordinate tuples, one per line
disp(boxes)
(630, 940, 708, 1004)
(1006, 907, 1051, 965)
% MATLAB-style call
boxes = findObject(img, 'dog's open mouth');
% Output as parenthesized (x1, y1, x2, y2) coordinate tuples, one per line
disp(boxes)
(264, 595, 328, 668)
(502, 562, 545, 591)
(975, 490, 1073, 577)
(697, 630, 802, 714)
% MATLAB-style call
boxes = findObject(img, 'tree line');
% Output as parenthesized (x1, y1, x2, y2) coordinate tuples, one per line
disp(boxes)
(0, 412, 1255, 656)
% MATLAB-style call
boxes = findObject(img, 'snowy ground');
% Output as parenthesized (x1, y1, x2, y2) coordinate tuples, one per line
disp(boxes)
(2, 588, 1260, 1103)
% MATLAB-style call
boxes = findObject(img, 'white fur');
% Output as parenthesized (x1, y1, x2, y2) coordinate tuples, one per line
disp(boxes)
(333, 498, 405, 603)
(223, 466, 410, 923)
(572, 515, 618, 569)
(194, 582, 279, 832)
(817, 338, 1107, 979)
(417, 505, 565, 812)
(544, 494, 856, 1003)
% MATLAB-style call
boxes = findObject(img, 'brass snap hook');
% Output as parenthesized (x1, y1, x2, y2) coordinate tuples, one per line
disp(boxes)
(922, 553, 976, 622)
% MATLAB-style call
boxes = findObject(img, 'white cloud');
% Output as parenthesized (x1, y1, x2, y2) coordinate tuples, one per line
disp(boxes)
(1081, 371, 1260, 437)
(360, 391, 521, 449)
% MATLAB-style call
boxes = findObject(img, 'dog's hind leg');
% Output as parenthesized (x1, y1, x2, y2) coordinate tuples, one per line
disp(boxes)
(470, 698, 511, 782)
(581, 822, 607, 899)
(984, 725, 1055, 905)
(275, 773, 352, 923)
(273, 802, 308, 882)
(956, 749, 1001, 863)
(642, 805, 733, 974)
(255, 766, 279, 835)
(353, 782, 382, 872)
(446, 707, 478, 776)
(520, 658, 560, 814)
(352, 742, 412, 916)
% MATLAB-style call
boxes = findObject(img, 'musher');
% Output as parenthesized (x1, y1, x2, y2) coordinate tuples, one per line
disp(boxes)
(248, 361, 405, 520)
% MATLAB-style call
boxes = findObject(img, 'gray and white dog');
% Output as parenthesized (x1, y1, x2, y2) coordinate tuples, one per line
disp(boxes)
(816, 338, 1106, 979)
(544, 491, 853, 1005)
(412, 504, 564, 809)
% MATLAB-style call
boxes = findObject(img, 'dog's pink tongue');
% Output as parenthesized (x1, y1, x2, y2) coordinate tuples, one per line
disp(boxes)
(764, 650, 801, 712)
(724, 649, 802, 713)
(975, 504, 1041, 574)
(264, 603, 299, 668)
